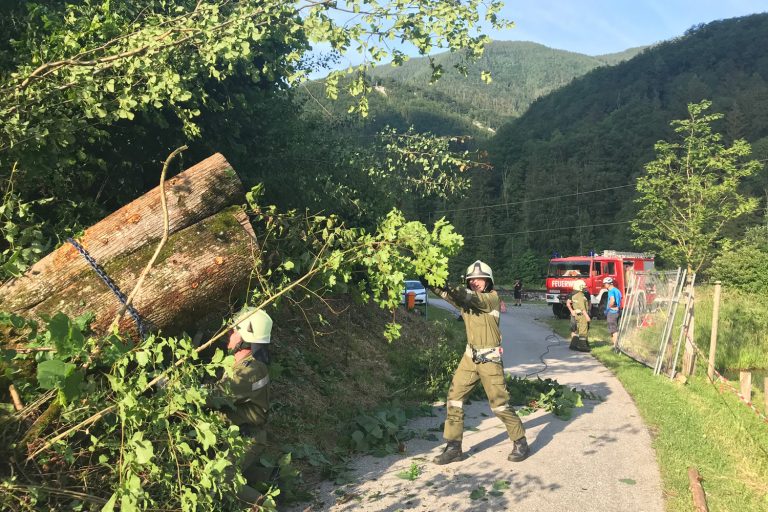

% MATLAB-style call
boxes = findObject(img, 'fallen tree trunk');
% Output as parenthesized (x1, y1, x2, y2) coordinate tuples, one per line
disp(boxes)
(0, 153, 244, 313)
(14, 207, 256, 337)
(688, 467, 709, 512)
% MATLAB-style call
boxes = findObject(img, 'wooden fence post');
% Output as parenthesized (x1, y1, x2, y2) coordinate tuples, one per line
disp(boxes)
(707, 282, 722, 381)
(764, 377, 768, 415)
(740, 371, 752, 401)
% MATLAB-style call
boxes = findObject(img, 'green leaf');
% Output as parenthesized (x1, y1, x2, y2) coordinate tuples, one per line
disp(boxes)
(61, 369, 84, 402)
(101, 493, 117, 512)
(469, 486, 487, 500)
(133, 438, 154, 465)
(196, 421, 216, 450)
(37, 359, 76, 390)
(492, 480, 510, 491)
(278, 452, 292, 467)
(47, 312, 86, 357)
(135, 350, 149, 367)
(619, 478, 637, 485)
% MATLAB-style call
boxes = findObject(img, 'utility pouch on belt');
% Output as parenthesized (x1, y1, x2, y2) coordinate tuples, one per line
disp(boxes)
(466, 345, 502, 364)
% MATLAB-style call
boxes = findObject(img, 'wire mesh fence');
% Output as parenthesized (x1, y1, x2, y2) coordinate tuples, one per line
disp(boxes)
(616, 269, 689, 375)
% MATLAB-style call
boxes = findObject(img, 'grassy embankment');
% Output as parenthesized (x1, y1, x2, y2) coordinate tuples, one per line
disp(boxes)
(261, 296, 466, 498)
(544, 285, 768, 512)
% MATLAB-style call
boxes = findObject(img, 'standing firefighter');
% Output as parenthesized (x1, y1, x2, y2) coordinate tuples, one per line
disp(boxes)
(566, 280, 591, 352)
(429, 260, 529, 464)
(207, 307, 273, 504)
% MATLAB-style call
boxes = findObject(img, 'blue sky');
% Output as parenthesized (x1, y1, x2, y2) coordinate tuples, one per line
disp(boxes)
(492, 0, 766, 55)
(313, 0, 766, 76)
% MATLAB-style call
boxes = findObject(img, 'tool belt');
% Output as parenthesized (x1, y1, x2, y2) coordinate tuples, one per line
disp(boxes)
(465, 345, 503, 364)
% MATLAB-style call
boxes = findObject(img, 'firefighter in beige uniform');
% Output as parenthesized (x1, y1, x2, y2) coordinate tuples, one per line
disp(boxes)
(207, 307, 272, 504)
(566, 280, 591, 352)
(431, 260, 529, 465)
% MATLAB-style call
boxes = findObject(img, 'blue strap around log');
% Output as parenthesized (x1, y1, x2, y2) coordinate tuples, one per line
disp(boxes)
(67, 238, 146, 340)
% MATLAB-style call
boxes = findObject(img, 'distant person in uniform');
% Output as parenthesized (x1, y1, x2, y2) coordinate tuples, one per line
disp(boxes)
(513, 278, 523, 307)
(604, 277, 622, 352)
(566, 280, 591, 351)
(207, 307, 273, 505)
(623, 261, 636, 294)
(427, 260, 529, 465)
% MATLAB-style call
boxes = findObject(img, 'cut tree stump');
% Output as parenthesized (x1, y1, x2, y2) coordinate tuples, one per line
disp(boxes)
(0, 153, 244, 313)
(0, 154, 257, 337)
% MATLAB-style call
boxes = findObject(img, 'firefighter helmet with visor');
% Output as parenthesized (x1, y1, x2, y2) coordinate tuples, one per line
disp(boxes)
(233, 308, 272, 344)
(465, 260, 494, 290)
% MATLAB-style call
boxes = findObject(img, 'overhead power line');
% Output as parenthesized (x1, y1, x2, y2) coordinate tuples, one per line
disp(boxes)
(462, 220, 633, 239)
(432, 183, 635, 215)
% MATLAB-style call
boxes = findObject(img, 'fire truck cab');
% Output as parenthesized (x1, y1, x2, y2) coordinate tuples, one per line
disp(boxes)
(545, 250, 655, 319)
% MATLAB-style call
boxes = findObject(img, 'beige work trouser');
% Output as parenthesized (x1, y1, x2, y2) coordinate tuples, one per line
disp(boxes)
(443, 353, 525, 442)
(575, 313, 589, 337)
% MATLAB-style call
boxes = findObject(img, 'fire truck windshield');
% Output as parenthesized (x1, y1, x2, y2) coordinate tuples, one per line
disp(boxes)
(547, 261, 591, 277)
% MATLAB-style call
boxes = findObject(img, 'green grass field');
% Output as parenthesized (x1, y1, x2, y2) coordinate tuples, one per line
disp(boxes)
(694, 285, 768, 371)
(544, 314, 768, 512)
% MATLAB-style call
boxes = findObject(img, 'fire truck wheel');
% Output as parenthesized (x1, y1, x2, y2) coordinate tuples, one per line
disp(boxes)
(552, 304, 570, 319)
(594, 295, 607, 321)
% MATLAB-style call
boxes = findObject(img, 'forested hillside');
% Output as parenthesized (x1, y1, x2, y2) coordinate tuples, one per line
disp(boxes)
(438, 13, 768, 281)
(302, 41, 644, 137)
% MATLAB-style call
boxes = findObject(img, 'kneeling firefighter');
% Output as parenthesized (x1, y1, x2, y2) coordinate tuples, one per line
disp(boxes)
(566, 280, 591, 352)
(427, 260, 529, 464)
(207, 307, 273, 504)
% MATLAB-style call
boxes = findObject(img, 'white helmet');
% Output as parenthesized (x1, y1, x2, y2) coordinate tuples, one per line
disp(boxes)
(233, 308, 272, 344)
(465, 260, 494, 290)
(603, 277, 614, 285)
(572, 279, 586, 291)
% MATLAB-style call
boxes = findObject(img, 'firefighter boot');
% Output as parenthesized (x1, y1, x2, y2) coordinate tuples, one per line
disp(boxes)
(508, 436, 530, 462)
(433, 441, 463, 465)
(577, 336, 591, 352)
(569, 335, 579, 350)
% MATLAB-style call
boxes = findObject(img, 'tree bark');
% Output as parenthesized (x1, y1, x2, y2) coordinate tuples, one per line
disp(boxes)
(0, 153, 244, 313)
(687, 467, 709, 512)
(11, 207, 256, 338)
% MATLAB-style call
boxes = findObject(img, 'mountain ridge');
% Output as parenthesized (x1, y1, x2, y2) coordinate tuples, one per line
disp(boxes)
(303, 40, 647, 136)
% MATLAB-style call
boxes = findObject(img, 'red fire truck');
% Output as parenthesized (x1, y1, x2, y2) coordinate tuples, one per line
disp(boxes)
(545, 250, 655, 319)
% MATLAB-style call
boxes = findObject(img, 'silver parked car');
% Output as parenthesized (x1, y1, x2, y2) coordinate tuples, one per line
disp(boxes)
(402, 280, 427, 304)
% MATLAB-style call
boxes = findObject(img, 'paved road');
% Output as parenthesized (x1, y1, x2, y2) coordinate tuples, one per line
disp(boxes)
(291, 303, 664, 512)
